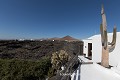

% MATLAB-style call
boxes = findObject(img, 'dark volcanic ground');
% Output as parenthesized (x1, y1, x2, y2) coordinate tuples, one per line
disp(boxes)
(0, 40, 83, 60)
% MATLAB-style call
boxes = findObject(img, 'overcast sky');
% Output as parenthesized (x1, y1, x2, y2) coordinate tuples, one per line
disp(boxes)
(0, 0, 120, 39)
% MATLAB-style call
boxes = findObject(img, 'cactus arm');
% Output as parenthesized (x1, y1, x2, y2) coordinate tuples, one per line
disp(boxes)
(101, 4, 108, 50)
(108, 26, 116, 46)
(109, 43, 115, 52)
(100, 24, 104, 46)
(101, 4, 107, 31)
(112, 26, 117, 45)
(101, 4, 104, 15)
(108, 26, 117, 52)
(104, 30, 108, 50)
(100, 23, 108, 50)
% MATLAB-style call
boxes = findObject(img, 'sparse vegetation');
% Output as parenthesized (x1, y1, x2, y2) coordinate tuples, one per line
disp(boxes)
(0, 40, 83, 60)
(0, 57, 51, 80)
(0, 40, 83, 80)
(51, 50, 69, 70)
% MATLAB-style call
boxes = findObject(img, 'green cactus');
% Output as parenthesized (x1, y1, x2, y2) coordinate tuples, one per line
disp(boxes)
(51, 50, 69, 69)
(100, 5, 117, 67)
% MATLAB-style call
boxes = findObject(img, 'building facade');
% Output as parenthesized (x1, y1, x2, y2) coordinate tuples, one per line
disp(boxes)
(83, 32, 120, 68)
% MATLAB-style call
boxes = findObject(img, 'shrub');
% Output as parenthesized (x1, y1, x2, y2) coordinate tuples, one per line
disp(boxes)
(47, 68, 56, 78)
(51, 50, 69, 70)
(0, 57, 51, 80)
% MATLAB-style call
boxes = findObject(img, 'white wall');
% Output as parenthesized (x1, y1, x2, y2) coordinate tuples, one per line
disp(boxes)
(92, 35, 102, 63)
(91, 32, 120, 67)
(109, 32, 120, 66)
(83, 39, 92, 57)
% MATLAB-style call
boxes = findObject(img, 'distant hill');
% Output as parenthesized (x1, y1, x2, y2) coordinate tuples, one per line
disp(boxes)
(49, 35, 80, 41)
(60, 35, 79, 41)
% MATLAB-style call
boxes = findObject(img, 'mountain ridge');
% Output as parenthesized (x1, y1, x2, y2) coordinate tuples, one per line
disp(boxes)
(49, 35, 80, 41)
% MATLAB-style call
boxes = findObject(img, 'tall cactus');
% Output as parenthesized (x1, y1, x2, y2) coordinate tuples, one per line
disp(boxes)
(100, 5, 117, 67)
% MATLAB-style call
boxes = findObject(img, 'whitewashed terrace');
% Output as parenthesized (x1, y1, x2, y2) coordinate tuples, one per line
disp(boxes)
(71, 56, 120, 80)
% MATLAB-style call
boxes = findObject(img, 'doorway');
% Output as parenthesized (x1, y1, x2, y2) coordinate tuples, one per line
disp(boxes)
(88, 43, 92, 60)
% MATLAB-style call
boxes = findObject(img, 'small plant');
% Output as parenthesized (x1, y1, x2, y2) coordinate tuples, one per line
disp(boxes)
(51, 50, 69, 70)
(59, 50, 69, 65)
(51, 52, 60, 69)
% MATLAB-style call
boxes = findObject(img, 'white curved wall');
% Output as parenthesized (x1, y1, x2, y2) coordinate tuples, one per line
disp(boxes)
(84, 32, 120, 67)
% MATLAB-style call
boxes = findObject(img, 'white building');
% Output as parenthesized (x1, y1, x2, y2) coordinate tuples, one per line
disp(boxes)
(71, 32, 120, 80)
(83, 32, 120, 67)
(71, 5, 120, 80)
